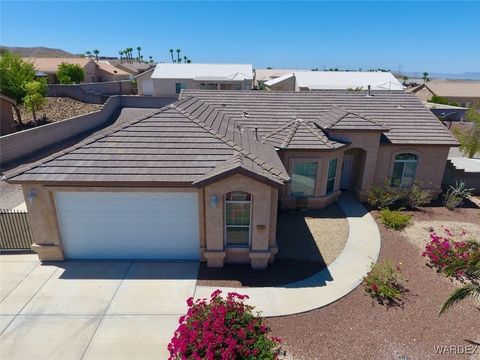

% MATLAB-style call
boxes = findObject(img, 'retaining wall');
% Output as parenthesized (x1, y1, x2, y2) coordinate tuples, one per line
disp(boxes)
(0, 96, 178, 170)
(47, 80, 134, 104)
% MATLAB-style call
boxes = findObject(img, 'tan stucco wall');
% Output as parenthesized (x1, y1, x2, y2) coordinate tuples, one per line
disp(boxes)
(21, 178, 278, 268)
(278, 148, 344, 208)
(202, 174, 278, 268)
(374, 145, 450, 196)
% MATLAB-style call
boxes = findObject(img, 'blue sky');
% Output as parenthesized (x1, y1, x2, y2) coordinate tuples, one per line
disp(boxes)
(1, 1, 479, 73)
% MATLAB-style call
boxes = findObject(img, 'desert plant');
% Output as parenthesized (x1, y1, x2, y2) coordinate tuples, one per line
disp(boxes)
(364, 260, 406, 305)
(168, 290, 284, 360)
(422, 229, 480, 314)
(367, 182, 405, 209)
(443, 180, 473, 210)
(453, 102, 480, 158)
(379, 208, 412, 230)
(406, 184, 432, 209)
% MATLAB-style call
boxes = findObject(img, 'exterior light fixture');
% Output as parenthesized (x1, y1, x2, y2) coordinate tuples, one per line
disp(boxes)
(27, 189, 37, 204)
(209, 195, 218, 208)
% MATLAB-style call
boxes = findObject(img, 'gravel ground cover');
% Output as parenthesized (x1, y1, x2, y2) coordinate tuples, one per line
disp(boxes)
(197, 204, 348, 288)
(268, 206, 480, 360)
(14, 97, 102, 127)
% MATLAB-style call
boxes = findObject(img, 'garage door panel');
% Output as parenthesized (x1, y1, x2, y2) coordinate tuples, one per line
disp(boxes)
(55, 192, 199, 260)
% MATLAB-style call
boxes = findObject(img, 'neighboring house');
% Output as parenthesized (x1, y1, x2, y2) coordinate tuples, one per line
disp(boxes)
(24, 58, 130, 83)
(407, 80, 480, 108)
(254, 68, 310, 87)
(104, 60, 156, 76)
(135, 67, 155, 96)
(264, 71, 405, 91)
(424, 102, 468, 121)
(0, 94, 17, 135)
(6, 89, 457, 268)
(136, 63, 253, 96)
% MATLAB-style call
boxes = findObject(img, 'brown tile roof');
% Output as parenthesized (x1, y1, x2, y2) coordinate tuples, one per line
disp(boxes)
(315, 106, 388, 131)
(180, 90, 458, 145)
(24, 57, 93, 73)
(7, 101, 289, 186)
(262, 118, 346, 150)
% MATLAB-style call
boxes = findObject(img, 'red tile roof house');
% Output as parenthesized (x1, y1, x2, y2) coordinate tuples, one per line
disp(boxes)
(5, 90, 458, 269)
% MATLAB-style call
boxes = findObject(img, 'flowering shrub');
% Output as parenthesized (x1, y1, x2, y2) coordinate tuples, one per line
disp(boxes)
(363, 260, 406, 306)
(168, 290, 284, 360)
(422, 227, 480, 282)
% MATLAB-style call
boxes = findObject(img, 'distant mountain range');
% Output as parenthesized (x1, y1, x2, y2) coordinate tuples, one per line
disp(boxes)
(402, 71, 480, 81)
(0, 46, 81, 58)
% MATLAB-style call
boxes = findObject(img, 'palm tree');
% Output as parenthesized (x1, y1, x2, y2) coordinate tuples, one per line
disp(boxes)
(176, 49, 181, 63)
(137, 46, 142, 63)
(92, 49, 100, 62)
(118, 50, 124, 64)
(169, 49, 174, 63)
(183, 56, 188, 64)
(149, 55, 153, 63)
(439, 254, 480, 314)
(85, 50, 92, 59)
(422, 72, 429, 83)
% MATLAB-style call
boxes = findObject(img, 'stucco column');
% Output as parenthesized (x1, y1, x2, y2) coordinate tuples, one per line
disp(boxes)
(22, 185, 64, 260)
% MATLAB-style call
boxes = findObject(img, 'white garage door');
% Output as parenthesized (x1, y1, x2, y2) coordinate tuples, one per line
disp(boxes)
(55, 192, 199, 260)
(141, 79, 154, 96)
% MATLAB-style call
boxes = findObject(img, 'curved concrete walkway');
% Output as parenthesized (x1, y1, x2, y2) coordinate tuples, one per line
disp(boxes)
(194, 194, 381, 317)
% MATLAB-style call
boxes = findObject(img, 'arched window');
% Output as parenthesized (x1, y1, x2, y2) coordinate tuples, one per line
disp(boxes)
(391, 153, 417, 187)
(225, 191, 251, 246)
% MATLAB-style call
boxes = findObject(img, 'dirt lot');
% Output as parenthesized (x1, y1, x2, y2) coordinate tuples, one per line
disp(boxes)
(14, 97, 102, 128)
(268, 205, 480, 360)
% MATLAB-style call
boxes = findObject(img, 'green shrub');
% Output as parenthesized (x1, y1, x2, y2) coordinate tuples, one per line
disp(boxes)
(380, 209, 412, 230)
(363, 260, 406, 305)
(367, 183, 404, 209)
(406, 184, 432, 209)
(57, 62, 85, 84)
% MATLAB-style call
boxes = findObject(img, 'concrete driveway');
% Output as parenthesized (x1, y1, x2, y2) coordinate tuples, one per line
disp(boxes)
(0, 254, 199, 360)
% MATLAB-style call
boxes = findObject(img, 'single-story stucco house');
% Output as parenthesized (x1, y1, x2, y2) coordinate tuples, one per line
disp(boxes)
(264, 71, 405, 91)
(406, 80, 480, 108)
(136, 63, 253, 96)
(5, 89, 458, 268)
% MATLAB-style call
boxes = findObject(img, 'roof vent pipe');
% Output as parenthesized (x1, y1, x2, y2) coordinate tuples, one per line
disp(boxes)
(367, 85, 372, 97)
(254, 128, 259, 141)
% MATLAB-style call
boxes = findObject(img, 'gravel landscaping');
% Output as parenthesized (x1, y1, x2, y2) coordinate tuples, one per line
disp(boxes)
(197, 204, 348, 288)
(268, 206, 480, 360)
(14, 97, 102, 128)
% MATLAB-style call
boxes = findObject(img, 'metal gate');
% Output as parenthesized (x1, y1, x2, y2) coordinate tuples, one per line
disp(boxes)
(0, 209, 33, 250)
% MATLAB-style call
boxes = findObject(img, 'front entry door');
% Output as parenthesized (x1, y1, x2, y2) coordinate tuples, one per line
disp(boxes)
(340, 155, 353, 190)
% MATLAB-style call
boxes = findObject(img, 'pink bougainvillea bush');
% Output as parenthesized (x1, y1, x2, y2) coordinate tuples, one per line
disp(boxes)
(168, 290, 284, 360)
(423, 227, 479, 282)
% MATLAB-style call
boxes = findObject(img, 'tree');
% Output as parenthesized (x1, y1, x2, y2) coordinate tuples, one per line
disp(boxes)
(183, 56, 187, 63)
(23, 79, 47, 126)
(93, 49, 100, 62)
(0, 52, 36, 124)
(169, 49, 174, 63)
(422, 72, 429, 82)
(137, 46, 142, 63)
(454, 102, 480, 158)
(149, 55, 153, 63)
(401, 75, 409, 85)
(57, 62, 85, 84)
(85, 50, 92, 59)
(118, 50, 124, 64)
(176, 49, 181, 63)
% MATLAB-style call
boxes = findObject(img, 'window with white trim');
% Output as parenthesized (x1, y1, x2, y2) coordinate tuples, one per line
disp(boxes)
(391, 153, 417, 187)
(291, 161, 318, 197)
(326, 158, 338, 194)
(225, 191, 251, 246)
